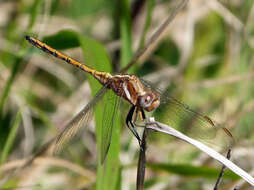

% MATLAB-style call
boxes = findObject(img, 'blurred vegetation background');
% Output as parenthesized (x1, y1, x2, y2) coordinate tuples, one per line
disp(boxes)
(0, 0, 254, 189)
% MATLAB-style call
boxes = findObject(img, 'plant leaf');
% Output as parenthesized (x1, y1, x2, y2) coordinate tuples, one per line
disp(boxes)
(78, 35, 121, 190)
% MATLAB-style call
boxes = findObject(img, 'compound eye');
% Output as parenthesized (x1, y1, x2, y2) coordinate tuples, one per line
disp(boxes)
(139, 94, 153, 108)
(139, 92, 160, 112)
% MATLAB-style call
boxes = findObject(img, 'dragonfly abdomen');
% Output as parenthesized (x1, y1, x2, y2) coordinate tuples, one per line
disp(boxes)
(25, 36, 112, 85)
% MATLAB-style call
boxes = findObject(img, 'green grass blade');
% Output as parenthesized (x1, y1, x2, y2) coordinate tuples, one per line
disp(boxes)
(28, 0, 43, 30)
(43, 30, 80, 50)
(120, 0, 133, 70)
(148, 163, 239, 180)
(138, 0, 155, 50)
(0, 111, 21, 164)
(78, 35, 121, 190)
(0, 59, 21, 117)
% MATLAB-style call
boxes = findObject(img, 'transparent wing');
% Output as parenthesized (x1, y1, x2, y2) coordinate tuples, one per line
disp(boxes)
(140, 79, 234, 150)
(53, 85, 108, 154)
(100, 90, 121, 163)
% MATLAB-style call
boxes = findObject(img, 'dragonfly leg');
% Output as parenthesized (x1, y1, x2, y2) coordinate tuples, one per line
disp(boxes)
(133, 107, 146, 127)
(126, 105, 142, 147)
(141, 109, 146, 120)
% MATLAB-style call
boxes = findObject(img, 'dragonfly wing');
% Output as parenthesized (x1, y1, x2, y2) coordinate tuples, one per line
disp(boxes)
(140, 79, 234, 150)
(160, 93, 234, 149)
(53, 85, 108, 154)
(100, 90, 121, 164)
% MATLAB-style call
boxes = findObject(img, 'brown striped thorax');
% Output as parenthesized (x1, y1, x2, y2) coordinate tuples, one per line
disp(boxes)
(109, 74, 160, 112)
(25, 36, 160, 112)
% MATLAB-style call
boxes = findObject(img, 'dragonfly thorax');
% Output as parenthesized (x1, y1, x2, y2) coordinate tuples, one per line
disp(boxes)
(110, 74, 160, 112)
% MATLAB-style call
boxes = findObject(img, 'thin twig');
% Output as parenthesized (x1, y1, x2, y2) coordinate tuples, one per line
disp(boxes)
(213, 149, 231, 190)
(120, 0, 189, 73)
(136, 128, 149, 190)
(188, 72, 254, 89)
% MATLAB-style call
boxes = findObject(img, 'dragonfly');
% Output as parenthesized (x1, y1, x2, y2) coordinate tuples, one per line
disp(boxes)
(25, 36, 234, 163)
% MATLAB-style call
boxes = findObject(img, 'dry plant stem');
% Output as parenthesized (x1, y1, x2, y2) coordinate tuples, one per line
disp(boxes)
(228, 98, 254, 128)
(120, 0, 189, 73)
(145, 118, 254, 187)
(213, 149, 231, 190)
(188, 72, 254, 89)
(0, 157, 95, 180)
(136, 127, 149, 190)
(0, 157, 95, 190)
(206, 0, 243, 32)
(0, 138, 54, 187)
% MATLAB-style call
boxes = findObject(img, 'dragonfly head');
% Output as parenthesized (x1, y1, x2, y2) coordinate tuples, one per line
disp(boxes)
(139, 91, 160, 112)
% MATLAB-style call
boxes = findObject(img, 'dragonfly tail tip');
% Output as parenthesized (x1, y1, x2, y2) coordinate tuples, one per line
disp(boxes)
(25, 35, 31, 41)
